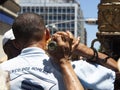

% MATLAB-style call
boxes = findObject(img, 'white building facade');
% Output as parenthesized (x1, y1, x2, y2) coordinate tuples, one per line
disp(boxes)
(18, 0, 86, 44)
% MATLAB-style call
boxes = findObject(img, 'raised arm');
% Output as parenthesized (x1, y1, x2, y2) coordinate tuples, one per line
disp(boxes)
(47, 33, 84, 90)
(75, 43, 118, 71)
(54, 31, 118, 72)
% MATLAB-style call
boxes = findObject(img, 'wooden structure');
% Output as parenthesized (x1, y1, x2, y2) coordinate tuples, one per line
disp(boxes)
(96, 0, 120, 60)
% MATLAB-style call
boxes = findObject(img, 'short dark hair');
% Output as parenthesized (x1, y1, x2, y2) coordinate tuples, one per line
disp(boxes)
(12, 13, 46, 44)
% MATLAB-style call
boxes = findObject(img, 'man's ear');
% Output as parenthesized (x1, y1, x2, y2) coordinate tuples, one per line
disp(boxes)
(45, 28, 51, 41)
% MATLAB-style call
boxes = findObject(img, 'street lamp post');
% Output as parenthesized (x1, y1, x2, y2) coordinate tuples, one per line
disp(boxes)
(45, 18, 98, 35)
(46, 18, 98, 27)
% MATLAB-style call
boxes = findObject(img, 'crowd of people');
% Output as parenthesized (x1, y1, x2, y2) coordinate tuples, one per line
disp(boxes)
(0, 12, 120, 90)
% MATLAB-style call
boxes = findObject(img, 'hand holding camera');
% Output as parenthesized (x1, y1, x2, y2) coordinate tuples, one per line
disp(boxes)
(47, 31, 80, 63)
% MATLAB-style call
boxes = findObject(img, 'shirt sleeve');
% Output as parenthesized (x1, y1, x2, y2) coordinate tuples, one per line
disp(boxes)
(72, 60, 116, 90)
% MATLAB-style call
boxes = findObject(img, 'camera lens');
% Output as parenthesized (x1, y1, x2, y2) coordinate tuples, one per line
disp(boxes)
(48, 41, 57, 51)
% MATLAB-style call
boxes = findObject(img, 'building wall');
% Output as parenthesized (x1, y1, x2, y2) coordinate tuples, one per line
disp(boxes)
(19, 0, 75, 3)
(19, 0, 86, 44)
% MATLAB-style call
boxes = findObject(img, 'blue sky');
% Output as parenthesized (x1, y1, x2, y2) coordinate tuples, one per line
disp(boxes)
(79, 0, 100, 48)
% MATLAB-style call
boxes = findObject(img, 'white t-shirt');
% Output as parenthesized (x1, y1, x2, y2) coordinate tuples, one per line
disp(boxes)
(0, 47, 115, 90)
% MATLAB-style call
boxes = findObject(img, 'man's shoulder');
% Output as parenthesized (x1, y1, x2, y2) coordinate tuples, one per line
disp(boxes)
(0, 57, 18, 70)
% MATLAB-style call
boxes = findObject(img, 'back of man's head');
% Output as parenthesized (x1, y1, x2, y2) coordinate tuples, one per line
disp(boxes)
(12, 13, 46, 46)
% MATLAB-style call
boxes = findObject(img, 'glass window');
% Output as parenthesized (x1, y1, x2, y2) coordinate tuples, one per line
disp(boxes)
(67, 8, 70, 13)
(49, 7, 52, 13)
(53, 16, 56, 20)
(45, 8, 48, 12)
(62, 8, 66, 13)
(54, 8, 57, 12)
(40, 7, 43, 12)
(67, 23, 70, 27)
(23, 7, 26, 12)
(36, 7, 39, 12)
(71, 16, 75, 19)
(31, 7, 34, 12)
(58, 24, 61, 28)
(58, 7, 61, 13)
(62, 23, 65, 27)
(49, 15, 52, 20)
(67, 15, 70, 20)
(62, 15, 66, 20)
(71, 22, 74, 27)
(27, 7, 30, 12)
(58, 15, 61, 20)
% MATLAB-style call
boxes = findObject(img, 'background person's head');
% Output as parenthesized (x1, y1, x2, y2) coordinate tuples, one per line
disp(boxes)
(12, 13, 50, 50)
(2, 29, 21, 59)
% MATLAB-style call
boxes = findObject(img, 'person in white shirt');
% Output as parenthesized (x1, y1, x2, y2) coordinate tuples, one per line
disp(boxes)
(0, 12, 118, 90)
(2, 29, 21, 61)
